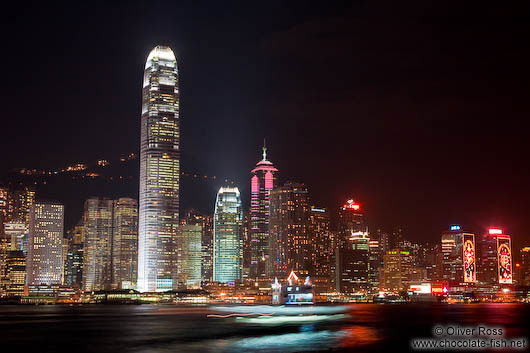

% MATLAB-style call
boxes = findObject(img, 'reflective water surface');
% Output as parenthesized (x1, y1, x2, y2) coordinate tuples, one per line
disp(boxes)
(1, 304, 529, 352)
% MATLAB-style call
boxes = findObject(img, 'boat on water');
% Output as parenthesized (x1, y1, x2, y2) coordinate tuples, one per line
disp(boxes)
(272, 271, 314, 305)
(211, 304, 348, 315)
(208, 271, 349, 324)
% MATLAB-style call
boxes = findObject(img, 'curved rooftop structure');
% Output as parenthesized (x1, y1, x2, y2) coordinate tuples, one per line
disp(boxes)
(145, 45, 176, 69)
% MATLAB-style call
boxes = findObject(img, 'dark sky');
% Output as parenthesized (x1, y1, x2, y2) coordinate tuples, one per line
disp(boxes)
(2, 1, 530, 247)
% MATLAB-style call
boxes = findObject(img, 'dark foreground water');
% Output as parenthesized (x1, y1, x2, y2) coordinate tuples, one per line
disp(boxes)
(1, 304, 529, 352)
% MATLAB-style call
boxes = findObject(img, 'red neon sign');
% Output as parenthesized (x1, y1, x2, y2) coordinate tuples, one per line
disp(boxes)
(343, 199, 361, 211)
(430, 283, 447, 295)
(488, 228, 503, 235)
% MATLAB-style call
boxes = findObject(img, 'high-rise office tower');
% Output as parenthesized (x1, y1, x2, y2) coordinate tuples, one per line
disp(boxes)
(441, 225, 476, 284)
(4, 221, 26, 252)
(27, 201, 64, 286)
(176, 224, 202, 288)
(138, 45, 180, 292)
(391, 226, 405, 249)
(479, 228, 512, 286)
(268, 182, 311, 278)
(368, 239, 383, 292)
(63, 229, 74, 287)
(375, 229, 390, 254)
(381, 249, 413, 292)
(1, 186, 35, 285)
(336, 199, 369, 293)
(184, 210, 213, 283)
(112, 198, 138, 289)
(424, 243, 443, 281)
(4, 250, 25, 297)
(242, 212, 251, 279)
(82, 198, 113, 291)
(309, 206, 333, 278)
(249, 143, 278, 279)
(61, 236, 69, 285)
(7, 186, 35, 225)
(0, 186, 8, 225)
(213, 187, 243, 283)
(520, 247, 530, 286)
(64, 223, 84, 287)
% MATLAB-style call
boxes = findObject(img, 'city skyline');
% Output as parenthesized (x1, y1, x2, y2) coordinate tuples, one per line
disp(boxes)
(0, 4, 529, 292)
(2, 3, 530, 352)
(2, 2, 530, 245)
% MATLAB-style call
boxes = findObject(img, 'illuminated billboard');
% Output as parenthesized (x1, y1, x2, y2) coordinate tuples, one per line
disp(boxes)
(462, 233, 476, 283)
(342, 199, 361, 211)
(430, 282, 447, 295)
(497, 236, 512, 284)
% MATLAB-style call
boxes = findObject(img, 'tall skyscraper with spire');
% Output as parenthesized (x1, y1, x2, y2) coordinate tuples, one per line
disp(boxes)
(249, 141, 278, 279)
(138, 45, 180, 292)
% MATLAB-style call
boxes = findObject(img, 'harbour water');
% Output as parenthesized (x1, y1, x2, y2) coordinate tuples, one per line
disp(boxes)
(1, 303, 529, 352)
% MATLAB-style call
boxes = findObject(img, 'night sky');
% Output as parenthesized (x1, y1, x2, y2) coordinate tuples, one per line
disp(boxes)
(2, 1, 530, 247)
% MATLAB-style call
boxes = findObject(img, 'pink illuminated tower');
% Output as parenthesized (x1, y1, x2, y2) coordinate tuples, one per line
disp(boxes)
(249, 141, 278, 279)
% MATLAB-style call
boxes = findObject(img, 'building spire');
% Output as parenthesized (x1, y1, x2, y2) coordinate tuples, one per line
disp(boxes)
(262, 138, 267, 161)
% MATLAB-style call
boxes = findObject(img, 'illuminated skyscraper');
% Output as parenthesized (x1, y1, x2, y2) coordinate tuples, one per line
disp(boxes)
(441, 225, 476, 284)
(27, 201, 64, 286)
(4, 221, 27, 252)
(381, 249, 413, 292)
(4, 250, 25, 297)
(64, 223, 84, 287)
(82, 198, 113, 291)
(336, 199, 369, 293)
(479, 228, 512, 286)
(368, 239, 383, 292)
(138, 45, 180, 292)
(520, 247, 530, 286)
(7, 186, 35, 225)
(249, 143, 278, 279)
(309, 206, 333, 278)
(0, 186, 8, 225)
(213, 187, 243, 283)
(424, 243, 443, 281)
(242, 212, 251, 279)
(268, 182, 311, 278)
(176, 224, 202, 288)
(112, 198, 138, 289)
(184, 210, 213, 283)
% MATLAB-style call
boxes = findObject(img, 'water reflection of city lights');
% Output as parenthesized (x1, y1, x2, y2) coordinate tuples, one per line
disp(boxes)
(339, 325, 381, 348)
(229, 330, 345, 352)
(236, 314, 349, 325)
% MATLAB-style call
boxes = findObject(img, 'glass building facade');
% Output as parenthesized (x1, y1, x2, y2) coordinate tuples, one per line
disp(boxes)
(27, 202, 64, 286)
(138, 45, 180, 292)
(213, 187, 243, 283)
(82, 198, 114, 291)
(64, 223, 84, 287)
(336, 200, 370, 293)
(5, 250, 25, 297)
(177, 224, 202, 288)
(268, 182, 311, 278)
(184, 210, 213, 283)
(112, 198, 138, 289)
